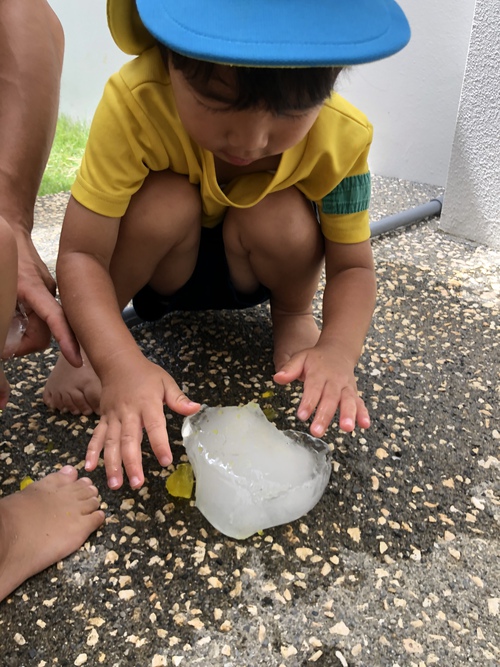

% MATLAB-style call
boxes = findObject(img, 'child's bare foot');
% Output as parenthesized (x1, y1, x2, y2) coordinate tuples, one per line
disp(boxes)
(43, 353, 101, 415)
(271, 307, 321, 372)
(0, 466, 104, 601)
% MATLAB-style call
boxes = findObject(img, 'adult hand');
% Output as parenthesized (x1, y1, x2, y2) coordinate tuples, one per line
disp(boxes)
(12, 228, 82, 366)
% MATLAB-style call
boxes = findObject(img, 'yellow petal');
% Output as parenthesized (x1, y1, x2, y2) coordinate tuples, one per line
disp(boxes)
(20, 476, 34, 490)
(166, 463, 194, 499)
(263, 407, 278, 421)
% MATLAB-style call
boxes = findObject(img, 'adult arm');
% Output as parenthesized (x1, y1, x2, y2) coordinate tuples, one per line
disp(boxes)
(0, 0, 80, 365)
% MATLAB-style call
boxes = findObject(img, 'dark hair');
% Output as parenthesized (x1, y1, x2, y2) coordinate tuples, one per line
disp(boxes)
(158, 44, 343, 115)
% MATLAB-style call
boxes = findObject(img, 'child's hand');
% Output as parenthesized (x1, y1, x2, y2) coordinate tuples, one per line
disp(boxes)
(85, 356, 200, 490)
(273, 343, 370, 438)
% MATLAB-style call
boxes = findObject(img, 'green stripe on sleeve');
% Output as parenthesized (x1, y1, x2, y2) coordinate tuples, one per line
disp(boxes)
(322, 172, 371, 215)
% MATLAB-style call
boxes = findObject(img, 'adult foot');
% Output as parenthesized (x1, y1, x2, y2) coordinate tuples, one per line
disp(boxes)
(43, 353, 101, 415)
(271, 308, 321, 372)
(0, 466, 104, 601)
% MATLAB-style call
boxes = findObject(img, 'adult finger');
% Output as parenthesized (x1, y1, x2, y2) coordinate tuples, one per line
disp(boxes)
(17, 283, 81, 366)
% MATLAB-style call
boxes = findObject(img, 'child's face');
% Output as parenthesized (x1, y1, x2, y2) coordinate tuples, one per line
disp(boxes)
(169, 61, 323, 167)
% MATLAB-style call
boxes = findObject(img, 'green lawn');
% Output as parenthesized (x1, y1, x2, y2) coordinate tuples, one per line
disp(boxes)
(39, 115, 89, 196)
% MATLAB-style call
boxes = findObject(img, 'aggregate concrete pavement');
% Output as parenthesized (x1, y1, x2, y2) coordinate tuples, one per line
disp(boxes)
(0, 177, 499, 667)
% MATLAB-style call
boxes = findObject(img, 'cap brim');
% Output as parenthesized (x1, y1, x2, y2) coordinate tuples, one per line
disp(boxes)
(108, 0, 410, 66)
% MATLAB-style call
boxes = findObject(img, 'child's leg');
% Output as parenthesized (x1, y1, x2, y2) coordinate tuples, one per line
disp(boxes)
(0, 465, 104, 601)
(43, 170, 201, 414)
(0, 217, 18, 409)
(223, 186, 324, 371)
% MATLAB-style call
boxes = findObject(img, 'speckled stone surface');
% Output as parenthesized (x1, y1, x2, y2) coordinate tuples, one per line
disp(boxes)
(1, 177, 499, 667)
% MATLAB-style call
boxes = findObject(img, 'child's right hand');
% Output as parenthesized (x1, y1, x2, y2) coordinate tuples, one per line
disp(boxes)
(85, 355, 200, 490)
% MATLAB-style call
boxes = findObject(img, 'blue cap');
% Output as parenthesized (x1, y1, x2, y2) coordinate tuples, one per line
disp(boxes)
(108, 0, 410, 66)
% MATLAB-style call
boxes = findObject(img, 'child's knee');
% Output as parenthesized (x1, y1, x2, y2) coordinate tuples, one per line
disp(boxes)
(159, 171, 202, 223)
(123, 170, 201, 241)
(228, 187, 321, 252)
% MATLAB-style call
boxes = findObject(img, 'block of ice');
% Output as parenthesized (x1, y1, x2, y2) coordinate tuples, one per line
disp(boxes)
(182, 402, 332, 539)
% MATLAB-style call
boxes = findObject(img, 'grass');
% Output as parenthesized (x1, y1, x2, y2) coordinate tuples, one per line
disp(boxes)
(38, 114, 89, 196)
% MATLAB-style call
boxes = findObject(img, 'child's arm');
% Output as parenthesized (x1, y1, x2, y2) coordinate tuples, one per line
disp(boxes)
(274, 238, 376, 438)
(57, 197, 200, 489)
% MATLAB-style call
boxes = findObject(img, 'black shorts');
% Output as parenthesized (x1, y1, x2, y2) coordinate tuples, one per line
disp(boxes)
(132, 223, 271, 321)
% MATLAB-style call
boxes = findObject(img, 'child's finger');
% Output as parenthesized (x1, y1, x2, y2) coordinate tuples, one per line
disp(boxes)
(338, 388, 360, 433)
(85, 418, 106, 471)
(141, 403, 172, 469)
(102, 420, 125, 490)
(120, 416, 145, 489)
(355, 397, 370, 429)
(309, 390, 340, 437)
(297, 383, 325, 421)
(163, 382, 201, 417)
(298, 364, 343, 424)
(273, 357, 305, 385)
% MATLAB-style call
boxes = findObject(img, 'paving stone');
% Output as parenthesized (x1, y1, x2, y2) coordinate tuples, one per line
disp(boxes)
(1, 177, 499, 666)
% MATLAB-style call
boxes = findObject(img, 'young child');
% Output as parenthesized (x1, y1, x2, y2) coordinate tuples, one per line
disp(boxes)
(0, 217, 104, 602)
(43, 0, 410, 491)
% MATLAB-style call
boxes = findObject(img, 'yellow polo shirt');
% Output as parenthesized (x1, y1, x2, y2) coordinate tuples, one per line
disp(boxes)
(72, 46, 373, 243)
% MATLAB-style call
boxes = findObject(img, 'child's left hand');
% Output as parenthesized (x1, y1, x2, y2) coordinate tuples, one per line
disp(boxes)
(273, 342, 370, 438)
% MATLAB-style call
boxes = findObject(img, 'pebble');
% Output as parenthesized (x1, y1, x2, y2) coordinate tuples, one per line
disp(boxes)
(330, 621, 350, 636)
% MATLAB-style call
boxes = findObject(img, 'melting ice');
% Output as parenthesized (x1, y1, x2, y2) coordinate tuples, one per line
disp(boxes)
(182, 402, 332, 539)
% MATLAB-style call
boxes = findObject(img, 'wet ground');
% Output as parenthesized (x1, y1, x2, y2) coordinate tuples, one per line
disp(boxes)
(1, 177, 499, 667)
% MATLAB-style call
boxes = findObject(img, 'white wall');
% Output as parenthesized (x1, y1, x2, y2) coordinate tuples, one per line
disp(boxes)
(48, 0, 129, 120)
(337, 0, 476, 186)
(439, 0, 500, 249)
(50, 0, 475, 187)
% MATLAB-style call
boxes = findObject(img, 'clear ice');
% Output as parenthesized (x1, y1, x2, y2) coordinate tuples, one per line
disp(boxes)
(182, 402, 332, 539)
(3, 304, 28, 358)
